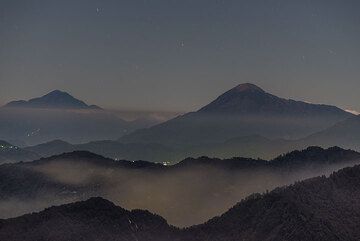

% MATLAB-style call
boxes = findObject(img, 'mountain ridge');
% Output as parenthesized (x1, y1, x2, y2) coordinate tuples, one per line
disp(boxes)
(0, 140, 40, 164)
(21, 146, 360, 169)
(198, 83, 347, 115)
(301, 114, 360, 150)
(119, 83, 353, 144)
(4, 90, 101, 110)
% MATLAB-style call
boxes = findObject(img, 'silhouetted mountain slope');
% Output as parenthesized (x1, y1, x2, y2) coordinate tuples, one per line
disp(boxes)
(4, 90, 101, 110)
(0, 107, 138, 145)
(0, 91, 162, 145)
(24, 140, 75, 157)
(25, 140, 177, 163)
(24, 136, 355, 167)
(0, 140, 40, 164)
(25, 135, 302, 163)
(0, 197, 176, 241)
(23, 112, 360, 162)
(199, 83, 347, 116)
(0, 163, 75, 199)
(0, 147, 359, 227)
(271, 146, 360, 168)
(184, 135, 299, 161)
(30, 150, 164, 170)
(0, 141, 11, 146)
(2, 164, 360, 240)
(302, 115, 360, 151)
(182, 164, 360, 241)
(120, 83, 352, 145)
(175, 147, 360, 176)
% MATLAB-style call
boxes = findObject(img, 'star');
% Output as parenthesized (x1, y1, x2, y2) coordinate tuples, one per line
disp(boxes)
(328, 49, 336, 55)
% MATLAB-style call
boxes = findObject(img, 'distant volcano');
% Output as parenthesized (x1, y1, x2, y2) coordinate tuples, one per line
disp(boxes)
(4, 90, 101, 110)
(120, 83, 353, 144)
(199, 83, 347, 115)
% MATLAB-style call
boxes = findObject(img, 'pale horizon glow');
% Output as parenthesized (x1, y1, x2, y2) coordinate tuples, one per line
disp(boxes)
(345, 109, 360, 115)
(1, 0, 360, 112)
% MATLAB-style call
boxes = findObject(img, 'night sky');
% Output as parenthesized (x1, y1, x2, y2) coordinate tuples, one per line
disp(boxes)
(1, 0, 360, 112)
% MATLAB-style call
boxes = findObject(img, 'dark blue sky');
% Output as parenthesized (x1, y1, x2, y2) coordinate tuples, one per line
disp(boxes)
(1, 0, 360, 112)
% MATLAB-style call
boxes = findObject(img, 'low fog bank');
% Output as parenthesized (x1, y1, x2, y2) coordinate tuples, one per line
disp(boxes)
(1, 156, 359, 227)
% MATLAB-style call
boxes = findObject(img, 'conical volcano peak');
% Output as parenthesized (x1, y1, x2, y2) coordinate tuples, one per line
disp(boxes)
(232, 83, 265, 93)
(197, 83, 270, 113)
(197, 82, 351, 117)
(4, 90, 102, 110)
(46, 90, 70, 96)
(40, 90, 78, 101)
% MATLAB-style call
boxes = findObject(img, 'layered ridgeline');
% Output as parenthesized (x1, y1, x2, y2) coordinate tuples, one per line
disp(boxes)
(19, 83, 354, 163)
(2, 84, 356, 162)
(181, 164, 360, 241)
(301, 114, 360, 151)
(0, 140, 39, 164)
(0, 147, 359, 227)
(0, 197, 176, 241)
(2, 164, 360, 241)
(119, 83, 352, 145)
(0, 90, 155, 145)
(24, 139, 179, 163)
(23, 115, 360, 164)
(23, 136, 299, 163)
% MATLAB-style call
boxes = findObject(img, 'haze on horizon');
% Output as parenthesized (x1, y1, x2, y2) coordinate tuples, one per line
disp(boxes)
(1, 0, 360, 112)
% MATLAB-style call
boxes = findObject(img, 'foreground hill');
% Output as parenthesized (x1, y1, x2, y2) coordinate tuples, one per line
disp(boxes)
(182, 164, 360, 241)
(0, 147, 359, 227)
(120, 83, 352, 145)
(2, 164, 360, 240)
(0, 197, 176, 241)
